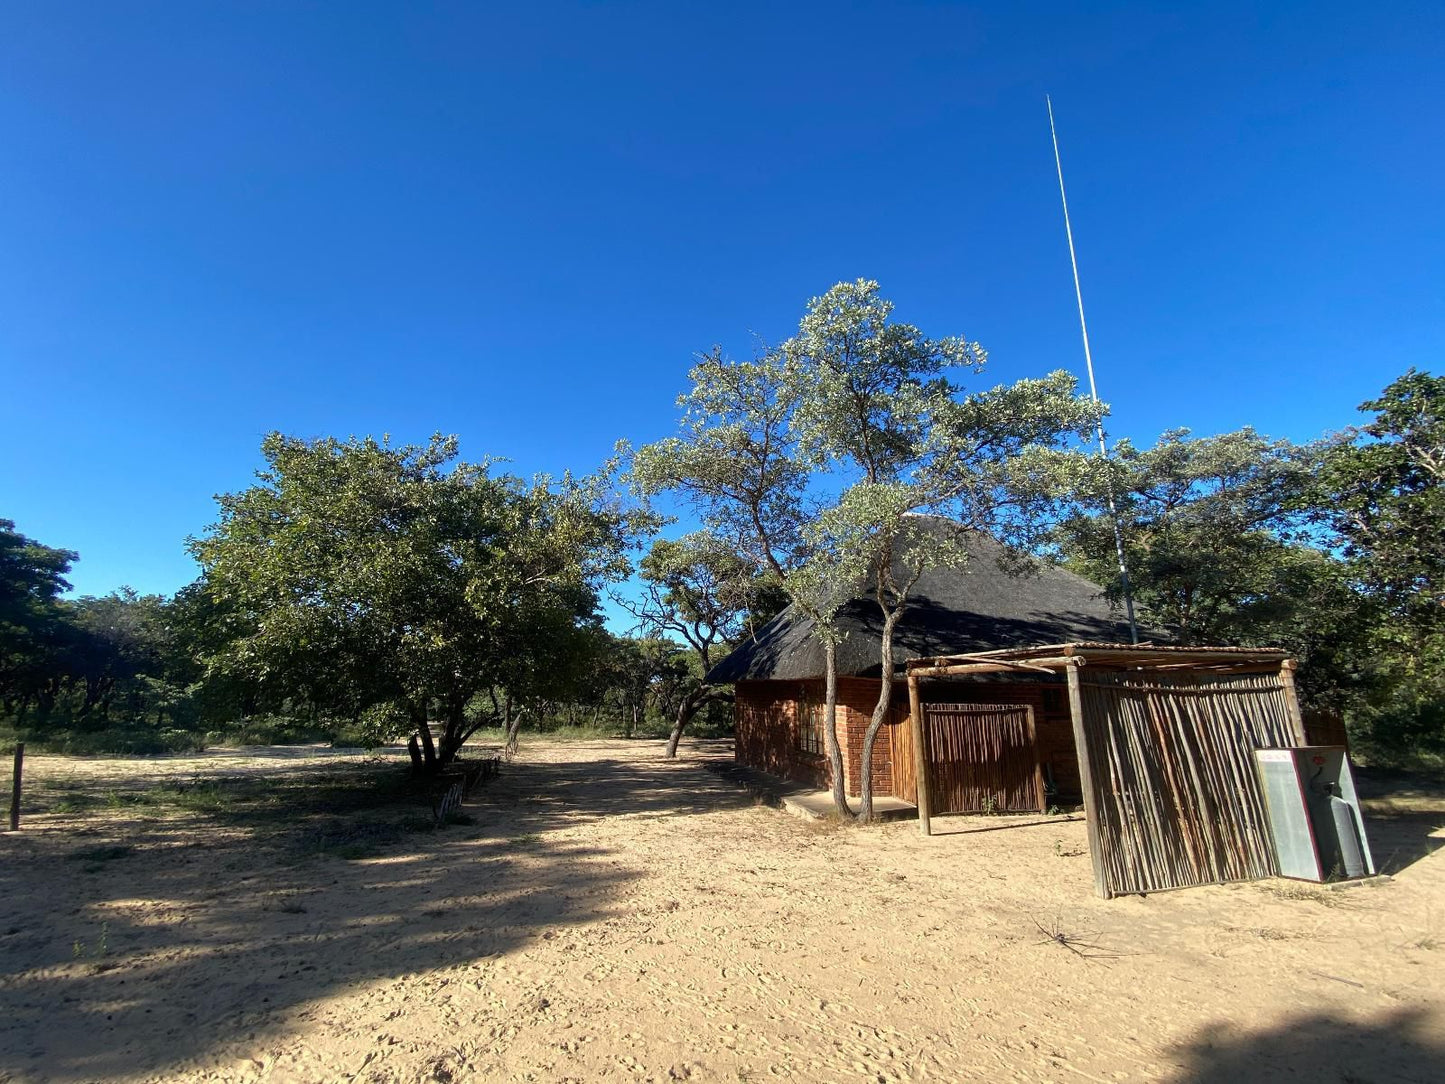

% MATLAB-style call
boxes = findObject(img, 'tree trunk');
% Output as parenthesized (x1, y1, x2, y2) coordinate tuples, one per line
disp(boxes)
(857, 608, 902, 823)
(505, 704, 527, 755)
(411, 702, 439, 774)
(821, 636, 849, 816)
(436, 697, 467, 768)
(665, 684, 733, 758)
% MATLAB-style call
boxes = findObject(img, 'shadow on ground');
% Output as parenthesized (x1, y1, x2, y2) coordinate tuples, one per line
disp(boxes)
(1173, 1008, 1444, 1082)
(0, 745, 750, 1082)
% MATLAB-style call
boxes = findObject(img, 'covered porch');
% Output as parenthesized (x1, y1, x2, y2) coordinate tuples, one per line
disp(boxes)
(904, 642, 1312, 897)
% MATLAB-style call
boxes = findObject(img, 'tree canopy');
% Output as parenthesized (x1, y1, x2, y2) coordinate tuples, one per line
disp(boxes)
(189, 432, 636, 772)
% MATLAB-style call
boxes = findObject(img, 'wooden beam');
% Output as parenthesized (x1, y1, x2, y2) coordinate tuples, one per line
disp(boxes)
(907, 674, 931, 836)
(1278, 659, 1309, 746)
(1065, 660, 1109, 899)
(908, 656, 1077, 678)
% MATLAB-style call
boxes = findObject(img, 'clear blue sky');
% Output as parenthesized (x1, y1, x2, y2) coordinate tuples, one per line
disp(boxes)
(2, 2, 1440, 601)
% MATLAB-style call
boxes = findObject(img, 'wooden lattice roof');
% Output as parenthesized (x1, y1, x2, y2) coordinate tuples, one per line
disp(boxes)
(907, 641, 1292, 677)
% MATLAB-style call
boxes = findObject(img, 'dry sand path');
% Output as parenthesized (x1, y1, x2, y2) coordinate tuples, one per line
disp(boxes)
(2, 740, 1442, 1083)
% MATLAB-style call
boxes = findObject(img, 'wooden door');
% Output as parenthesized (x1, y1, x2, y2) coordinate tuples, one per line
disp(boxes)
(924, 703, 1046, 814)
(887, 700, 917, 804)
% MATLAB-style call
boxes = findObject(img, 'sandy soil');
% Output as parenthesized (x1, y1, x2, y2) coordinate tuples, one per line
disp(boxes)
(2, 740, 1442, 1084)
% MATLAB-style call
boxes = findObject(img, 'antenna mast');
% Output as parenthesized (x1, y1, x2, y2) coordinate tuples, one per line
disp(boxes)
(1047, 95, 1139, 644)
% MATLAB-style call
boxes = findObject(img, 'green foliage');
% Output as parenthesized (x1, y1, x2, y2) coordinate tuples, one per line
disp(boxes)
(0, 518, 77, 718)
(1315, 369, 1444, 636)
(1055, 427, 1319, 643)
(1055, 372, 1444, 756)
(636, 280, 1101, 814)
(1312, 371, 1445, 754)
(188, 432, 637, 770)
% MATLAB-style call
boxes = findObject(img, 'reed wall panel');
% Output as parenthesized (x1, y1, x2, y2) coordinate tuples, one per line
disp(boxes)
(1077, 670, 1298, 897)
(923, 703, 1045, 813)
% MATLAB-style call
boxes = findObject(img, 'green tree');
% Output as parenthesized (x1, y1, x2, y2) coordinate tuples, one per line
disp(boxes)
(637, 280, 1097, 819)
(1051, 427, 1383, 721)
(190, 432, 633, 774)
(1314, 370, 1445, 753)
(781, 279, 1097, 820)
(65, 590, 174, 723)
(1316, 369, 1444, 636)
(632, 346, 859, 811)
(0, 519, 77, 722)
(1055, 427, 1317, 645)
(624, 532, 776, 756)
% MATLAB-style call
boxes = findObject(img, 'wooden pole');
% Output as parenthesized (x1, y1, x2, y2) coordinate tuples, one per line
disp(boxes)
(907, 674, 931, 836)
(1065, 661, 1109, 897)
(1026, 704, 1047, 814)
(907, 657, 1077, 679)
(8, 744, 22, 832)
(1278, 660, 1309, 746)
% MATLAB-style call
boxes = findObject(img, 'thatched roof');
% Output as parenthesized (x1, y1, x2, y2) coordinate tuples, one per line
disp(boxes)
(706, 518, 1130, 683)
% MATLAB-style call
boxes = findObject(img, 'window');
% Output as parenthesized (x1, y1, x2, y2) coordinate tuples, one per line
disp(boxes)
(796, 689, 826, 755)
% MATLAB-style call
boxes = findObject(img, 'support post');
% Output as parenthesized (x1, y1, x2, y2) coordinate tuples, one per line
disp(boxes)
(1278, 659, 1308, 746)
(9, 743, 22, 832)
(907, 674, 931, 836)
(1025, 705, 1047, 814)
(1065, 661, 1108, 898)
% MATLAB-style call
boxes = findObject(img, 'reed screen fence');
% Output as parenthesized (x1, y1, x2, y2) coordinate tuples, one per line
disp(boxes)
(1076, 670, 1297, 896)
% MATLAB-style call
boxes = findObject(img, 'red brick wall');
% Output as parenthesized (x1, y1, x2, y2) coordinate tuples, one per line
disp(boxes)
(734, 677, 902, 798)
(735, 676, 1083, 805)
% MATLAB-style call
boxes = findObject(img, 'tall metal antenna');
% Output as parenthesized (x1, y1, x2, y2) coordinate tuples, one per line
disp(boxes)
(1047, 95, 1139, 644)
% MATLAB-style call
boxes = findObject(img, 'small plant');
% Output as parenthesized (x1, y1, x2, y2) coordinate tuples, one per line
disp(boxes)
(1046, 804, 1063, 816)
(72, 922, 110, 964)
(50, 793, 94, 815)
(980, 794, 997, 816)
(510, 832, 543, 847)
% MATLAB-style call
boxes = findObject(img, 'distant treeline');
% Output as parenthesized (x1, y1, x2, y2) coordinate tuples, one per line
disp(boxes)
(2, 289, 1440, 769)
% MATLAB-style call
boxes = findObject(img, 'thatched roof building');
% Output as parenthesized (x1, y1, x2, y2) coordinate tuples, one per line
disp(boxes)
(706, 519, 1129, 684)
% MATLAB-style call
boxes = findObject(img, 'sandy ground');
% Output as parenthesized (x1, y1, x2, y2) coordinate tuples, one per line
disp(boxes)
(2, 739, 1443, 1084)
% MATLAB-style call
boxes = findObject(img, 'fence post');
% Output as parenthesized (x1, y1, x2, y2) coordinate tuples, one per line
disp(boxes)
(907, 673, 931, 836)
(9, 743, 22, 832)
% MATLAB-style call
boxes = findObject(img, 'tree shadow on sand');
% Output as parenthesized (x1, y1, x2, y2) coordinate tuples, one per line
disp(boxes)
(0, 748, 751, 1082)
(1172, 1008, 1444, 1083)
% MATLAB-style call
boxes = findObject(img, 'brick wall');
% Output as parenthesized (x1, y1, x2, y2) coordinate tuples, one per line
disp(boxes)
(735, 675, 1084, 805)
(734, 677, 903, 798)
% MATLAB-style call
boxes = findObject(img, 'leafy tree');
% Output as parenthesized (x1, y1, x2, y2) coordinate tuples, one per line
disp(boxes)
(632, 346, 858, 811)
(637, 280, 1097, 819)
(1315, 369, 1444, 637)
(1313, 370, 1445, 753)
(780, 279, 1097, 820)
(622, 532, 775, 756)
(190, 433, 633, 774)
(65, 590, 173, 723)
(1055, 427, 1317, 645)
(0, 519, 77, 721)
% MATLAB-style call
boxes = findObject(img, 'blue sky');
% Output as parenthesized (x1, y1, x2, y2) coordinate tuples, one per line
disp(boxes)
(2, 2, 1441, 603)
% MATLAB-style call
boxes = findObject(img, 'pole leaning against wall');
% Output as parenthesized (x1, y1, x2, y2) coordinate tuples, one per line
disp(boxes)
(907, 674, 932, 836)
